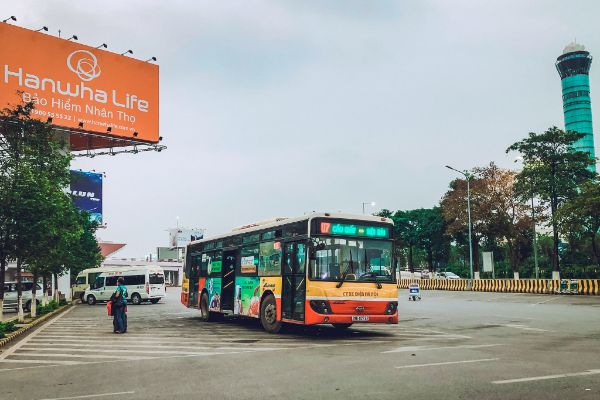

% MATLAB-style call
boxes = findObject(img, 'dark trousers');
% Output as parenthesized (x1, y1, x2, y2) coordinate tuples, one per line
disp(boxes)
(113, 305, 128, 333)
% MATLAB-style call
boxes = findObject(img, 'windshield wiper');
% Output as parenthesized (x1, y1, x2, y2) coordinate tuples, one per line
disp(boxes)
(336, 248, 354, 288)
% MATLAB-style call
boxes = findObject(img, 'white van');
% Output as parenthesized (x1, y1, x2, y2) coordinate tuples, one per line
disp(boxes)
(83, 266, 166, 305)
(73, 267, 115, 301)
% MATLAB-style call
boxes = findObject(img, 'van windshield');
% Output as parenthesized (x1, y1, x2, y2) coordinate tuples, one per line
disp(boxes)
(149, 273, 164, 284)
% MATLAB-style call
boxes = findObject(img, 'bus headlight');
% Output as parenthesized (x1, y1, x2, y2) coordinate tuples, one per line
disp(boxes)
(309, 300, 331, 314)
(384, 301, 398, 315)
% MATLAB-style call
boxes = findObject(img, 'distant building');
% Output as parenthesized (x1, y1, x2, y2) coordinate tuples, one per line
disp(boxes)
(556, 42, 596, 172)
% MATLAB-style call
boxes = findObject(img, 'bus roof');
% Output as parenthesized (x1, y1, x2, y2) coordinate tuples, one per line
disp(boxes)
(189, 212, 393, 246)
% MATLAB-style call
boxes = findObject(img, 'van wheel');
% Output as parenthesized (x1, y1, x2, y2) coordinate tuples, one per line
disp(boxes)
(260, 295, 282, 333)
(87, 295, 97, 305)
(150, 298, 160, 304)
(131, 293, 142, 305)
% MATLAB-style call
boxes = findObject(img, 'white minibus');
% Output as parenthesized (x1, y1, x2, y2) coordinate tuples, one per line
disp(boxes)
(83, 266, 166, 305)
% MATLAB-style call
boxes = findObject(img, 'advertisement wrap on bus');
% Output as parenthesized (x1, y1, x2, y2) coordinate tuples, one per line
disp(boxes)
(182, 213, 398, 333)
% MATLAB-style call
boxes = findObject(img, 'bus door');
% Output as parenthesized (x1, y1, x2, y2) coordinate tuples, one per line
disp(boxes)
(282, 242, 306, 321)
(221, 249, 237, 311)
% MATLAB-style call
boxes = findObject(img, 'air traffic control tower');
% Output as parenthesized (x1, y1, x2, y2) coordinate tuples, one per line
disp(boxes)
(556, 42, 596, 171)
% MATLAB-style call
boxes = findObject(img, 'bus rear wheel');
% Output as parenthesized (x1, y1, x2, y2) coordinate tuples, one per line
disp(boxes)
(260, 295, 282, 334)
(200, 292, 219, 322)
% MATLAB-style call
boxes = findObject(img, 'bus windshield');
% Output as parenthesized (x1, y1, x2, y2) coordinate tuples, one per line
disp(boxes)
(310, 238, 393, 282)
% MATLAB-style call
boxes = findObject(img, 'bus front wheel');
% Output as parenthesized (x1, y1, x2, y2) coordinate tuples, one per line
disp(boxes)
(260, 295, 282, 334)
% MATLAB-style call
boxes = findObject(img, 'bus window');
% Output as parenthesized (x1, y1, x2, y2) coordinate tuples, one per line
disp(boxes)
(240, 245, 259, 275)
(259, 241, 282, 276)
(206, 251, 222, 277)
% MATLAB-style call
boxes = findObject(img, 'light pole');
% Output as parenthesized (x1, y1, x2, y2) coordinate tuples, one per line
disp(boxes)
(362, 201, 376, 215)
(445, 165, 474, 280)
(514, 157, 539, 279)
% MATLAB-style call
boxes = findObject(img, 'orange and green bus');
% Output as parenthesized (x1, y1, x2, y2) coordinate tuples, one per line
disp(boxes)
(181, 213, 397, 333)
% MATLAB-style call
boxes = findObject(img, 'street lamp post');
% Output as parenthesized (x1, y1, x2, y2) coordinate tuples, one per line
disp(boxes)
(514, 157, 539, 279)
(362, 201, 376, 215)
(531, 196, 539, 279)
(445, 165, 474, 281)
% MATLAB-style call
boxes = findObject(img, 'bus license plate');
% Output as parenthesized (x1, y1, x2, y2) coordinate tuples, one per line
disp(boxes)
(352, 316, 369, 322)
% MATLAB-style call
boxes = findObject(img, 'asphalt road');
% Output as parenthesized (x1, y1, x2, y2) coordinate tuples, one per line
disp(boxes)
(1, 288, 599, 400)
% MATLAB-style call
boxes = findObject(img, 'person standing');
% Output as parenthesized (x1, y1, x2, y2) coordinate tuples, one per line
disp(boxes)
(112, 277, 128, 334)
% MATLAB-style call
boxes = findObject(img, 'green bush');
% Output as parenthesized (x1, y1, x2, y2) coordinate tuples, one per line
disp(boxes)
(59, 298, 67, 306)
(35, 299, 63, 317)
(0, 321, 17, 334)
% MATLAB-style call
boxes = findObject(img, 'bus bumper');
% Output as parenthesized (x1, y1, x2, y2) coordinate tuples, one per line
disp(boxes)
(305, 301, 398, 325)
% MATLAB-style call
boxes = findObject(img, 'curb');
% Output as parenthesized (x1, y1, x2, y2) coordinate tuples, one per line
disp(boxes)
(0, 304, 72, 349)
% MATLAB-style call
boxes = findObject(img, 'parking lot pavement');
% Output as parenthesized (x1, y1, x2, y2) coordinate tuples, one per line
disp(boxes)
(1, 288, 599, 400)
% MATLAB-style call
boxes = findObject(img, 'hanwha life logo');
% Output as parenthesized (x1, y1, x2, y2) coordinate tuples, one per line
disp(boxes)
(66, 50, 101, 82)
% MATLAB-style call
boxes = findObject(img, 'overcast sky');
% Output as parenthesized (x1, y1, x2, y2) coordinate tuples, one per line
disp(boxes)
(7, 0, 600, 258)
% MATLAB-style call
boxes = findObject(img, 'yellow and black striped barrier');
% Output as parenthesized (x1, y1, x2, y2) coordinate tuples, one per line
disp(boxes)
(398, 278, 599, 295)
(578, 279, 600, 295)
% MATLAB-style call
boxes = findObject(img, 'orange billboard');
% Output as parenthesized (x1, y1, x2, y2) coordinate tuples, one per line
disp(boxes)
(0, 23, 159, 146)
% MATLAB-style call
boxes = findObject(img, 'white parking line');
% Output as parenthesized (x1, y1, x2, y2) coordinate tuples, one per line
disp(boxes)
(0, 306, 75, 361)
(532, 297, 560, 305)
(492, 369, 600, 384)
(37, 391, 135, 400)
(502, 324, 550, 332)
(396, 358, 499, 369)
(20, 346, 284, 354)
(382, 343, 502, 354)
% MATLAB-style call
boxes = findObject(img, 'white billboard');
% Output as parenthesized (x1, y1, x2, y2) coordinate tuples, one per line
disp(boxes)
(482, 252, 494, 273)
(169, 228, 204, 248)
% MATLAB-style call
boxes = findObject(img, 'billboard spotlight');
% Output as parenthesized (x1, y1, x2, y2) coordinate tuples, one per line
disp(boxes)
(2, 16, 16, 23)
(120, 49, 133, 56)
(35, 26, 48, 32)
(145, 56, 157, 62)
(96, 43, 108, 49)
(67, 34, 78, 41)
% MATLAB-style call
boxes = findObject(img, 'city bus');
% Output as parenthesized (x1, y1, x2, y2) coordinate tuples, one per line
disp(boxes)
(181, 213, 398, 333)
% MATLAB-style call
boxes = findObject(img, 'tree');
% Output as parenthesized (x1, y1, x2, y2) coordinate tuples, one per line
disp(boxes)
(413, 207, 449, 273)
(1, 102, 69, 319)
(0, 102, 102, 319)
(391, 210, 421, 273)
(556, 181, 600, 268)
(474, 164, 533, 279)
(507, 127, 596, 277)
(441, 175, 486, 276)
